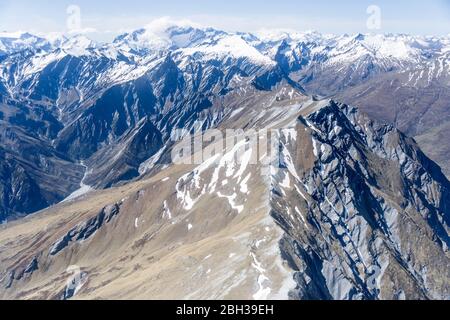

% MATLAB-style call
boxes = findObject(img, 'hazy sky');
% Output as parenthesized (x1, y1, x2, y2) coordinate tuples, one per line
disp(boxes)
(1, 0, 449, 40)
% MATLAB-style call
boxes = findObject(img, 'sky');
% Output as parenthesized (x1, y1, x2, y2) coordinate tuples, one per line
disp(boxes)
(1, 0, 449, 41)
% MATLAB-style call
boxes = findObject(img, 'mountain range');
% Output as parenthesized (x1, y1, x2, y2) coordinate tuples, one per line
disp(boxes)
(0, 21, 449, 300)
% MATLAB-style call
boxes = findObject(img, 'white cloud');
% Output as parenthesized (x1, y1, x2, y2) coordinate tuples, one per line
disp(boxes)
(144, 16, 203, 34)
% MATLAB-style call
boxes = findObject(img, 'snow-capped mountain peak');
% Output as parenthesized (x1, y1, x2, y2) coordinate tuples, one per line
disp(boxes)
(112, 20, 276, 66)
(0, 32, 51, 55)
(113, 17, 221, 53)
(60, 34, 96, 57)
(180, 33, 276, 65)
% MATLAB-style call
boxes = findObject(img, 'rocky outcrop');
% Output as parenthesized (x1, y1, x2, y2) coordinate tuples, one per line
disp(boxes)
(50, 203, 121, 256)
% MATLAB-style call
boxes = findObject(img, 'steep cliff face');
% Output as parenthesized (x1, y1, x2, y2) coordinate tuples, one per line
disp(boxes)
(270, 101, 449, 300)
(0, 98, 448, 300)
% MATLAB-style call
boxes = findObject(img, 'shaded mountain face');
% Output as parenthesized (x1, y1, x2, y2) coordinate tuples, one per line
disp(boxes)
(0, 113, 84, 221)
(0, 98, 448, 300)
